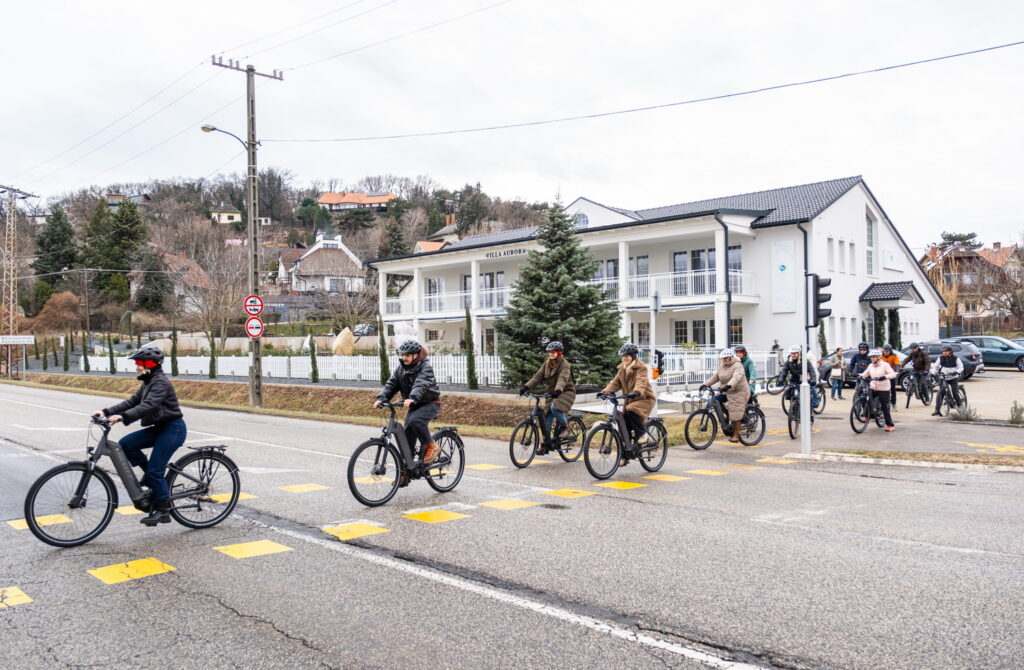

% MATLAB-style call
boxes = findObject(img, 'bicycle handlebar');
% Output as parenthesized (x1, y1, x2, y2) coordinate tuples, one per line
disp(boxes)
(521, 391, 552, 399)
(90, 415, 112, 428)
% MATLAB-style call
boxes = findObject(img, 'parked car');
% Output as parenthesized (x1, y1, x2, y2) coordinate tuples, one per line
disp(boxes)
(898, 340, 981, 382)
(817, 349, 908, 388)
(1014, 338, 1024, 348)
(353, 323, 377, 337)
(945, 335, 1024, 372)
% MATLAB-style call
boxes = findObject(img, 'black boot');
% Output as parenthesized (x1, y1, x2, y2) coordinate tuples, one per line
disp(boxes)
(141, 500, 171, 527)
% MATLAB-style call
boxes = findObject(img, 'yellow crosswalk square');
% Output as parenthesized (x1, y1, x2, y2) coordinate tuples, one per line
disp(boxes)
(115, 506, 143, 516)
(685, 469, 730, 476)
(7, 514, 72, 530)
(323, 522, 391, 541)
(278, 483, 330, 493)
(466, 464, 506, 470)
(595, 481, 647, 490)
(210, 492, 255, 503)
(88, 558, 175, 585)
(726, 465, 761, 471)
(642, 474, 690, 482)
(213, 540, 293, 559)
(757, 457, 798, 464)
(404, 510, 469, 524)
(477, 499, 539, 510)
(542, 488, 596, 498)
(0, 586, 33, 608)
(352, 476, 395, 484)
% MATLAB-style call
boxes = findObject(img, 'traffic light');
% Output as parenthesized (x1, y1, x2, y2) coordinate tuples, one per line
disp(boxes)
(811, 273, 832, 327)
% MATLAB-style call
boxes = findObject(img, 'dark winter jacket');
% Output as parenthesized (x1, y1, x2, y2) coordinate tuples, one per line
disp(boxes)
(377, 354, 441, 410)
(908, 349, 931, 373)
(104, 367, 183, 427)
(525, 356, 576, 413)
(780, 357, 817, 386)
(850, 352, 872, 374)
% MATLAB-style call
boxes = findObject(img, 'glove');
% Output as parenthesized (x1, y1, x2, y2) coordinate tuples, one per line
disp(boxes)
(721, 385, 732, 393)
(551, 390, 561, 398)
(699, 384, 709, 392)
(518, 386, 529, 396)
(874, 377, 886, 382)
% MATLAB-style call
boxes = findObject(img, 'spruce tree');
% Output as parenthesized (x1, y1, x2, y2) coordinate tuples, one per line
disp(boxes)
(377, 315, 390, 384)
(817, 321, 828, 359)
(496, 206, 621, 386)
(310, 338, 320, 383)
(378, 217, 409, 258)
(136, 252, 173, 311)
(887, 309, 902, 350)
(464, 308, 478, 389)
(31, 205, 77, 280)
(874, 309, 886, 347)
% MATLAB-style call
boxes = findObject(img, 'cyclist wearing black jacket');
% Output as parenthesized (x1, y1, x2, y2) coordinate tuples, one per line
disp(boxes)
(92, 347, 185, 527)
(374, 340, 442, 463)
(779, 345, 819, 407)
(850, 342, 872, 376)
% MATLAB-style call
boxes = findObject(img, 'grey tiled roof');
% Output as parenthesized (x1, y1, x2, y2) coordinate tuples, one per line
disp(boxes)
(858, 281, 917, 301)
(446, 226, 540, 249)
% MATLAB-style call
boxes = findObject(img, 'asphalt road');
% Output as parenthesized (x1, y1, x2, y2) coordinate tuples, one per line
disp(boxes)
(2, 383, 1023, 669)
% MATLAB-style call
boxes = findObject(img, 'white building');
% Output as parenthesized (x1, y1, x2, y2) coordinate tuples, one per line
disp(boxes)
(368, 176, 943, 354)
(283, 234, 366, 293)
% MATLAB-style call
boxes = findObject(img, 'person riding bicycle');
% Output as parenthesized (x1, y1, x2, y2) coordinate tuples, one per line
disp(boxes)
(930, 344, 964, 417)
(701, 348, 750, 443)
(519, 340, 576, 454)
(880, 344, 902, 410)
(374, 339, 442, 464)
(826, 347, 847, 400)
(91, 346, 185, 527)
(779, 345, 819, 408)
(733, 344, 756, 396)
(850, 342, 872, 376)
(860, 348, 896, 431)
(601, 343, 656, 448)
(907, 342, 931, 397)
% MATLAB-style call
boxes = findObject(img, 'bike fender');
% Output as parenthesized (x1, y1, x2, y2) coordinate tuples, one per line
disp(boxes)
(83, 463, 120, 509)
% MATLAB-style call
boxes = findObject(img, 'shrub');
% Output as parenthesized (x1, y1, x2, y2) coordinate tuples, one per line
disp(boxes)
(948, 405, 978, 422)
(1010, 401, 1024, 425)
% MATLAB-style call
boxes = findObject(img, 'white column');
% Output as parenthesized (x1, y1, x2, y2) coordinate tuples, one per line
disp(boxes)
(378, 270, 387, 318)
(617, 241, 629, 302)
(412, 267, 422, 315)
(714, 301, 729, 350)
(470, 259, 480, 310)
(714, 227, 727, 295)
(619, 309, 632, 339)
(471, 316, 481, 354)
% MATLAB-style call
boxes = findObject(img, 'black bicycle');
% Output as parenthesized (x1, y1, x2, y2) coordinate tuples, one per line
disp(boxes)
(583, 392, 668, 480)
(23, 416, 240, 547)
(935, 373, 969, 416)
(684, 387, 766, 449)
(904, 371, 933, 408)
(850, 379, 887, 433)
(781, 384, 816, 439)
(347, 402, 465, 507)
(780, 379, 826, 416)
(508, 392, 587, 468)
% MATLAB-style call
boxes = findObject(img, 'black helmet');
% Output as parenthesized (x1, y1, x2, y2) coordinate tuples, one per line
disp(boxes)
(397, 339, 422, 355)
(545, 340, 563, 352)
(618, 343, 639, 358)
(733, 344, 747, 354)
(882, 343, 893, 353)
(858, 342, 869, 349)
(128, 346, 164, 364)
(910, 342, 920, 350)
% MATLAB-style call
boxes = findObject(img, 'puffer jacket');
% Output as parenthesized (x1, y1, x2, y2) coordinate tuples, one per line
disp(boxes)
(524, 356, 576, 413)
(377, 350, 440, 409)
(602, 357, 656, 420)
(104, 367, 183, 427)
(860, 360, 897, 391)
(705, 359, 750, 419)
(908, 349, 931, 373)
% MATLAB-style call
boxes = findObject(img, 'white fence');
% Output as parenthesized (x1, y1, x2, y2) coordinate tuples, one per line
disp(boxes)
(83, 350, 779, 387)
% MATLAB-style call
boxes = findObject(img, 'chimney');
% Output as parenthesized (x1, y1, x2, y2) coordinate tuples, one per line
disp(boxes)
(928, 246, 938, 261)
(993, 242, 1001, 250)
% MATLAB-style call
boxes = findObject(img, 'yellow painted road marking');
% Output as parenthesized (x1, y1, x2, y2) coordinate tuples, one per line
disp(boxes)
(542, 488, 596, 499)
(352, 476, 395, 484)
(323, 523, 391, 541)
(757, 457, 798, 465)
(6, 514, 72, 530)
(88, 558, 175, 585)
(115, 506, 143, 516)
(958, 441, 1024, 455)
(595, 481, 648, 490)
(531, 459, 553, 464)
(278, 483, 330, 493)
(685, 469, 730, 476)
(466, 464, 506, 470)
(213, 540, 294, 559)
(211, 492, 255, 503)
(404, 510, 470, 524)
(642, 474, 691, 482)
(0, 586, 33, 608)
(478, 499, 540, 510)
(726, 465, 761, 471)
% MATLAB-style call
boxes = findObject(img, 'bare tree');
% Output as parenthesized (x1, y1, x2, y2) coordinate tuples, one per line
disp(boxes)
(983, 243, 1024, 328)
(927, 252, 959, 337)
(310, 285, 378, 332)
(177, 229, 247, 352)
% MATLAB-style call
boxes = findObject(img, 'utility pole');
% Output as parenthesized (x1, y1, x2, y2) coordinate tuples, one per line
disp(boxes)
(1, 184, 36, 378)
(210, 56, 282, 407)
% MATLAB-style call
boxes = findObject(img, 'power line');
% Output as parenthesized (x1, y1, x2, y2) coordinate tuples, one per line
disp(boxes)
(265, 38, 1024, 142)
(284, 0, 515, 71)
(244, 0, 400, 59)
(216, 0, 370, 56)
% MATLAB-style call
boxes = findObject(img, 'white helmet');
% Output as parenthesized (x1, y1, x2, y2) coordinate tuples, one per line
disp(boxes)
(869, 348, 882, 357)
(788, 345, 802, 354)
(719, 348, 736, 359)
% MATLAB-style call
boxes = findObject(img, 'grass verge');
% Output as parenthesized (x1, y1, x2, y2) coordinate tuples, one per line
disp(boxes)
(830, 450, 1024, 467)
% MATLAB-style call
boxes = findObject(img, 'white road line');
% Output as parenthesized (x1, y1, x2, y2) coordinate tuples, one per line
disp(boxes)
(0, 439, 65, 464)
(11, 424, 84, 432)
(249, 518, 759, 669)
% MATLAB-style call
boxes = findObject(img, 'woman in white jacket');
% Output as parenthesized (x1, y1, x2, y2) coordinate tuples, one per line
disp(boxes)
(859, 349, 897, 431)
(930, 344, 964, 416)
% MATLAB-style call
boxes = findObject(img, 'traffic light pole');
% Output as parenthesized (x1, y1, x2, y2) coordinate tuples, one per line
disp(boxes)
(798, 224, 812, 454)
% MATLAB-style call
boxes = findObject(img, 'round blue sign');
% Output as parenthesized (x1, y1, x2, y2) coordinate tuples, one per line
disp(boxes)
(779, 264, 787, 271)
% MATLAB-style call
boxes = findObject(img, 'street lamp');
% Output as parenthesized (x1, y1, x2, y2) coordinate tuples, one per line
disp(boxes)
(201, 122, 263, 407)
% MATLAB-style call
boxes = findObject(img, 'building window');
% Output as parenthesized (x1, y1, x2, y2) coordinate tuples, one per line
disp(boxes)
(459, 327, 466, 351)
(849, 243, 856, 275)
(387, 325, 395, 336)
(827, 238, 835, 271)
(866, 209, 877, 275)
(630, 255, 649, 299)
(575, 212, 588, 228)
(637, 322, 650, 347)
(727, 245, 742, 292)
(673, 321, 688, 345)
(729, 318, 743, 345)
(484, 328, 495, 355)
(672, 252, 689, 296)
(838, 240, 846, 273)
(425, 329, 440, 342)
(693, 319, 714, 347)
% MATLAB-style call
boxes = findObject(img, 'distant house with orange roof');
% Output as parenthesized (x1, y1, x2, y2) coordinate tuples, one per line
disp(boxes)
(413, 240, 448, 254)
(317, 191, 395, 213)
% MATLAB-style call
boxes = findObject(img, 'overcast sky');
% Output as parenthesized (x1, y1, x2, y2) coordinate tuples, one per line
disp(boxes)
(3, 1, 1022, 252)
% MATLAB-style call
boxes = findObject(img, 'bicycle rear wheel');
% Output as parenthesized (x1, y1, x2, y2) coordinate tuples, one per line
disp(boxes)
(812, 386, 827, 415)
(850, 399, 868, 433)
(920, 382, 932, 405)
(738, 406, 766, 446)
(508, 419, 539, 468)
(787, 405, 799, 440)
(765, 375, 785, 395)
(557, 415, 586, 462)
(639, 420, 668, 472)
(168, 450, 240, 529)
(426, 430, 465, 493)
(24, 462, 116, 547)
(684, 409, 717, 450)
(348, 439, 402, 507)
(583, 424, 621, 480)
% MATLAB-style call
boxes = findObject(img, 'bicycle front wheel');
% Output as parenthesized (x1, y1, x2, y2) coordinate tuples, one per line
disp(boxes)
(508, 419, 539, 468)
(24, 462, 116, 547)
(684, 409, 717, 450)
(557, 415, 586, 462)
(738, 406, 766, 446)
(348, 439, 402, 507)
(920, 382, 932, 406)
(168, 450, 240, 528)
(639, 420, 668, 472)
(787, 409, 799, 439)
(426, 430, 465, 493)
(583, 424, 621, 480)
(812, 387, 827, 415)
(850, 399, 868, 433)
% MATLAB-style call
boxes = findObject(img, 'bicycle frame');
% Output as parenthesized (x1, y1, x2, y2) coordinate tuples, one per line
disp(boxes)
(523, 393, 557, 442)
(599, 394, 661, 453)
(380, 404, 418, 466)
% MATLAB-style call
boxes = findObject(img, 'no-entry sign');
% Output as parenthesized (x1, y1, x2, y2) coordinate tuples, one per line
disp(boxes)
(243, 294, 264, 316)
(245, 317, 265, 338)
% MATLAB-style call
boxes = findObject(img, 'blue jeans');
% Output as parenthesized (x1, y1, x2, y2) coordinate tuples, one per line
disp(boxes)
(119, 418, 187, 502)
(830, 378, 843, 398)
(543, 407, 567, 439)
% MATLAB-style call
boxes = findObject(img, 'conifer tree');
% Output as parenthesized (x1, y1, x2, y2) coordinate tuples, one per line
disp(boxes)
(82, 330, 90, 372)
(378, 217, 409, 258)
(310, 338, 320, 383)
(31, 205, 77, 280)
(874, 309, 886, 347)
(496, 206, 621, 386)
(63, 331, 70, 371)
(51, 337, 59, 366)
(107, 332, 115, 374)
(136, 252, 172, 311)
(817, 321, 828, 359)
(377, 315, 390, 384)
(41, 338, 48, 371)
(170, 324, 179, 376)
(464, 308, 478, 389)
(887, 309, 902, 350)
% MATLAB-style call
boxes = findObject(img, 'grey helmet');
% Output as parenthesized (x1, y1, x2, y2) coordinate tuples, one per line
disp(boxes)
(397, 339, 422, 355)
(618, 343, 639, 358)
(545, 340, 564, 352)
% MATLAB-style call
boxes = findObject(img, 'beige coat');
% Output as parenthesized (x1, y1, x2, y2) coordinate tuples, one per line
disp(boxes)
(705, 359, 750, 419)
(602, 357, 656, 420)
(525, 356, 576, 414)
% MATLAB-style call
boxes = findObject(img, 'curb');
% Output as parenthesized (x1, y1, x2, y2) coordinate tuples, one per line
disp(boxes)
(782, 451, 1024, 473)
